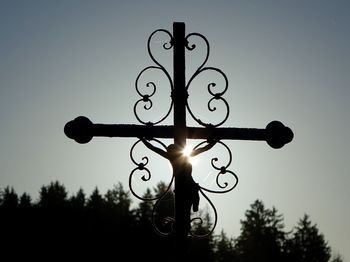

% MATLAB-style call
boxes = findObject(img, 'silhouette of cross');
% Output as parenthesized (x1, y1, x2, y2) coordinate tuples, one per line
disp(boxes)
(64, 22, 293, 260)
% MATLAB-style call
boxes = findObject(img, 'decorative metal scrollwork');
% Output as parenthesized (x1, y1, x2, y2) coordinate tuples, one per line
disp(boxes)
(194, 140, 238, 194)
(134, 29, 174, 125)
(151, 191, 175, 237)
(131, 26, 238, 239)
(185, 33, 230, 128)
(189, 140, 238, 237)
(129, 138, 173, 200)
(184, 32, 235, 238)
(132, 28, 177, 236)
(189, 187, 218, 238)
(129, 138, 175, 236)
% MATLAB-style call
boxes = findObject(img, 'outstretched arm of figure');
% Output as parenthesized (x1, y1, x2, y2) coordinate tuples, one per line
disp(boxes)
(139, 137, 168, 159)
(191, 139, 217, 157)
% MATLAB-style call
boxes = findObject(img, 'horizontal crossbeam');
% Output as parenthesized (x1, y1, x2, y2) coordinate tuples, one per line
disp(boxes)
(64, 116, 293, 149)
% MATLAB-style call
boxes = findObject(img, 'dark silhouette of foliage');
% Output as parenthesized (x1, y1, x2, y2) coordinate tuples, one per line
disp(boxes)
(214, 230, 238, 262)
(19, 192, 32, 208)
(87, 186, 104, 210)
(285, 214, 331, 262)
(1, 186, 18, 209)
(69, 187, 85, 209)
(135, 188, 153, 227)
(0, 184, 343, 261)
(39, 181, 68, 209)
(235, 199, 287, 262)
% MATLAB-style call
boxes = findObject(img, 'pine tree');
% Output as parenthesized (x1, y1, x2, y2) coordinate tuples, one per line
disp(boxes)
(19, 192, 32, 208)
(1, 186, 18, 209)
(214, 230, 237, 262)
(135, 188, 154, 226)
(235, 199, 286, 262)
(86, 186, 104, 210)
(286, 214, 331, 262)
(104, 182, 132, 218)
(69, 188, 86, 209)
(38, 181, 68, 209)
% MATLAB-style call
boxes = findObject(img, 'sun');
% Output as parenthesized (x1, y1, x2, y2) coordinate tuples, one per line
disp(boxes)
(182, 145, 198, 165)
(182, 145, 193, 157)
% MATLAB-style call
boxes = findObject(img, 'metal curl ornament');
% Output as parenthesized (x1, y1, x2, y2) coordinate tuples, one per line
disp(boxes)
(190, 140, 238, 195)
(185, 32, 210, 73)
(189, 188, 218, 238)
(129, 139, 174, 202)
(129, 138, 176, 235)
(147, 29, 174, 68)
(151, 190, 176, 237)
(185, 33, 230, 127)
(187, 140, 238, 238)
(134, 29, 174, 125)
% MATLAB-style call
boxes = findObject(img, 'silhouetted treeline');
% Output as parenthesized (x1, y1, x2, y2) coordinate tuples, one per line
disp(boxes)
(0, 182, 343, 262)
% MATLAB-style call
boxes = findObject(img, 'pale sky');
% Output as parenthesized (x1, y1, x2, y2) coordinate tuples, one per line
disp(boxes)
(1, 1, 349, 260)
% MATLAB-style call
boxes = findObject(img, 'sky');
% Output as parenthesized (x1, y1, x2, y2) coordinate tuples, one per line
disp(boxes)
(1, 0, 349, 260)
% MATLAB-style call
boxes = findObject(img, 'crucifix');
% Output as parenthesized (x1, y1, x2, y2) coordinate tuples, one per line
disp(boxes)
(64, 22, 293, 259)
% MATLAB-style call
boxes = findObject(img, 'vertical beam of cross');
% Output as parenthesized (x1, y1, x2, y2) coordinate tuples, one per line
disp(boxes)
(172, 22, 190, 259)
(173, 22, 187, 147)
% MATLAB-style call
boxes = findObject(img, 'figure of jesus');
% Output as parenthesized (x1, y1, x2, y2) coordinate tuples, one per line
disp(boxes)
(139, 138, 216, 213)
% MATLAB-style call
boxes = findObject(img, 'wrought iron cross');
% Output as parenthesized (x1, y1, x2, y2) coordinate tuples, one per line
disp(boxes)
(64, 22, 293, 258)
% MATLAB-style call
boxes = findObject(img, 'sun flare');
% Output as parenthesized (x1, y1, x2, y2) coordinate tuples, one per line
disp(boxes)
(182, 145, 193, 157)
(182, 145, 197, 165)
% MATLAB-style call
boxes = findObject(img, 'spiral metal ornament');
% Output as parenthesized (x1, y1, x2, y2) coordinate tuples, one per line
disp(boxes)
(134, 29, 174, 125)
(129, 139, 174, 201)
(189, 187, 218, 238)
(131, 25, 239, 240)
(192, 140, 238, 194)
(129, 138, 176, 236)
(185, 33, 230, 127)
(184, 32, 235, 237)
(188, 140, 238, 237)
(151, 192, 176, 237)
(132, 29, 178, 237)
